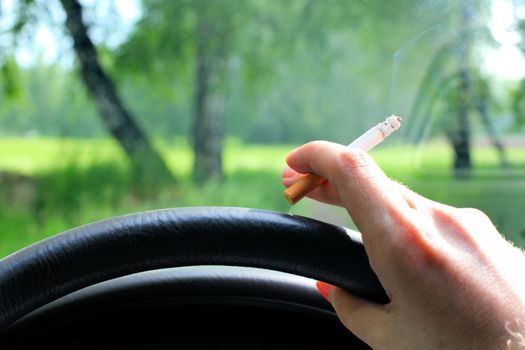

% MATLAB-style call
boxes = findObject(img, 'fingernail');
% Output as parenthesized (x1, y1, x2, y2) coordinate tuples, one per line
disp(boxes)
(282, 165, 296, 178)
(316, 281, 335, 302)
(282, 166, 301, 187)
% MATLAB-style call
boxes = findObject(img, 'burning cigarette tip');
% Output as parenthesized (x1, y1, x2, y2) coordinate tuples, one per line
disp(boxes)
(378, 115, 402, 138)
(284, 115, 403, 206)
(387, 115, 402, 128)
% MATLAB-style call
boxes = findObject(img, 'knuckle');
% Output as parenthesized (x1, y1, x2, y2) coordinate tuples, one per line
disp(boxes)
(295, 141, 336, 164)
(458, 207, 491, 224)
(338, 148, 372, 171)
(388, 210, 444, 269)
(442, 207, 494, 235)
(301, 140, 330, 152)
(394, 222, 427, 254)
(453, 207, 500, 240)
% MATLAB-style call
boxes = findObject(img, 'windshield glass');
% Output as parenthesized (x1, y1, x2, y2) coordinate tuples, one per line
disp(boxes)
(0, 0, 523, 257)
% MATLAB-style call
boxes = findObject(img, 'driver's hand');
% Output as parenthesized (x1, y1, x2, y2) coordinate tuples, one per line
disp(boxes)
(282, 141, 525, 350)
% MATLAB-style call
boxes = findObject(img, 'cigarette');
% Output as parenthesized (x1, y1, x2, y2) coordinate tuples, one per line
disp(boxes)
(284, 115, 402, 205)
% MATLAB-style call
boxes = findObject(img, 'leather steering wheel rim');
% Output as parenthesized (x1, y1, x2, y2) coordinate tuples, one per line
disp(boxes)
(0, 206, 388, 332)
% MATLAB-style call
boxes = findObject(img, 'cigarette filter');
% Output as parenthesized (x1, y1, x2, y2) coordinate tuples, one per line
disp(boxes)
(284, 115, 402, 205)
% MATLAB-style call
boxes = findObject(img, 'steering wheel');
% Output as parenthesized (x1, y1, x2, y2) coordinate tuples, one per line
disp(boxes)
(0, 207, 388, 349)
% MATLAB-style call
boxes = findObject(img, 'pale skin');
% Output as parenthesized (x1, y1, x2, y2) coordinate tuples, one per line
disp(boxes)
(282, 141, 525, 350)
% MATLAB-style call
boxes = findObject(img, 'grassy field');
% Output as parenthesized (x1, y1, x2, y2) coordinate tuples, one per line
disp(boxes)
(0, 137, 524, 258)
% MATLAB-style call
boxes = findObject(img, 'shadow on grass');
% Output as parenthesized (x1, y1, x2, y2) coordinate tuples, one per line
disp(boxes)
(37, 161, 134, 219)
(171, 170, 290, 212)
(0, 161, 288, 258)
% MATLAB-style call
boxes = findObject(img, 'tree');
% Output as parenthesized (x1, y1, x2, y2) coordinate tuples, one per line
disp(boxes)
(453, 1, 474, 173)
(118, 0, 250, 182)
(1, 0, 174, 188)
(118, 0, 422, 182)
(59, 0, 173, 186)
(190, 1, 236, 182)
(511, 0, 525, 130)
(408, 0, 508, 175)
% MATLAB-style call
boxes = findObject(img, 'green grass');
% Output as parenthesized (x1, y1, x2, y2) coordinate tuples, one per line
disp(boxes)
(0, 137, 293, 257)
(0, 137, 524, 258)
(377, 142, 525, 247)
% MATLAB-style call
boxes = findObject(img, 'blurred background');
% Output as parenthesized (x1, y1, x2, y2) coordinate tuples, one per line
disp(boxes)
(0, 0, 524, 258)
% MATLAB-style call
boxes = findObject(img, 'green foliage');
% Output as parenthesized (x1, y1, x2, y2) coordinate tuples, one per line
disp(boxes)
(113, 0, 448, 144)
(36, 161, 132, 221)
(3, 0, 503, 146)
(512, 80, 525, 128)
(0, 137, 290, 257)
(0, 137, 524, 259)
(2, 0, 524, 259)
(3, 0, 37, 35)
(406, 0, 508, 147)
(0, 57, 23, 99)
(511, 1, 525, 127)
(0, 63, 104, 136)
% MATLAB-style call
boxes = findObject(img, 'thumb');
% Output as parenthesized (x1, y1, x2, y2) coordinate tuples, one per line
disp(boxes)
(317, 281, 389, 347)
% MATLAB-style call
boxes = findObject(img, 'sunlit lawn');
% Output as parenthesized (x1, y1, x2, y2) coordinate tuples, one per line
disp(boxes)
(0, 137, 291, 176)
(0, 137, 524, 258)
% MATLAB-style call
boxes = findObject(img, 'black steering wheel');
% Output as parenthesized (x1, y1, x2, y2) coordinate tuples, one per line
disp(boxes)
(0, 207, 388, 349)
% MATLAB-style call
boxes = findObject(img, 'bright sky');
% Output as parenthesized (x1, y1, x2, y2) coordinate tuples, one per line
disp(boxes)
(115, 0, 141, 20)
(7, 0, 141, 66)
(4, 0, 525, 82)
(482, 0, 525, 80)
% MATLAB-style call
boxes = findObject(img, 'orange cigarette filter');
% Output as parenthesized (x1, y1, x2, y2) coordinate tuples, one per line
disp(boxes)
(284, 173, 325, 205)
(284, 115, 402, 205)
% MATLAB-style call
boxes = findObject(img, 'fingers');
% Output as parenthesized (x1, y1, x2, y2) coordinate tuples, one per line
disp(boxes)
(318, 281, 390, 348)
(285, 141, 348, 180)
(282, 165, 342, 206)
(285, 141, 410, 240)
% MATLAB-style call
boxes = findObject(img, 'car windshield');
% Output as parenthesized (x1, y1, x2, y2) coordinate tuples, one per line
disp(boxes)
(0, 0, 524, 258)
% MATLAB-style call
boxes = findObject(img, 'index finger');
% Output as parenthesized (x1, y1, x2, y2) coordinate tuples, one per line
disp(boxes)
(286, 141, 411, 242)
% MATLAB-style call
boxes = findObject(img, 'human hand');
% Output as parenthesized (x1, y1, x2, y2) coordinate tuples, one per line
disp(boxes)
(282, 141, 525, 350)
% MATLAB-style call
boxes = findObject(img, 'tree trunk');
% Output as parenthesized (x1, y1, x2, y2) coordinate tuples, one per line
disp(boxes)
(59, 0, 173, 186)
(474, 97, 510, 168)
(192, 16, 226, 183)
(452, 1, 473, 176)
(452, 70, 472, 174)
